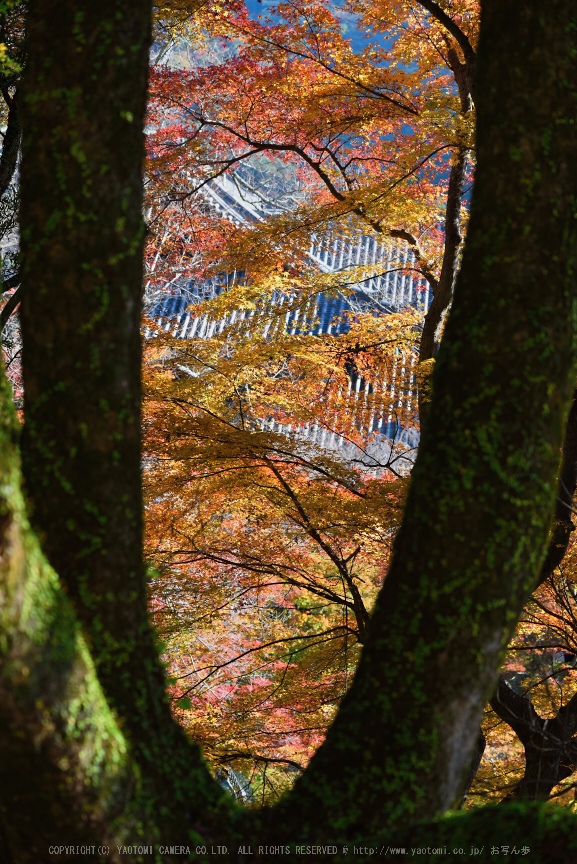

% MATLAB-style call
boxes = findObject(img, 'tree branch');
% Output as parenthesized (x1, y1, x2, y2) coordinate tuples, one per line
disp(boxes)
(0, 86, 20, 199)
(0, 278, 21, 333)
(414, 0, 476, 71)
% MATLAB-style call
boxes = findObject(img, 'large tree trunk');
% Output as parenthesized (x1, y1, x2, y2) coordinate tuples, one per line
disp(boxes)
(19, 0, 152, 717)
(12, 0, 221, 851)
(0, 360, 147, 858)
(2, 0, 577, 859)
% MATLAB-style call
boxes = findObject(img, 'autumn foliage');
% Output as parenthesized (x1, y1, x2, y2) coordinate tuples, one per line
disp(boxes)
(142, 0, 577, 812)
(142, 300, 413, 797)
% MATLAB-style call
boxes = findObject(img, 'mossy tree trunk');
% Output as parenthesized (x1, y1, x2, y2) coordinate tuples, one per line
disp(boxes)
(2, 0, 577, 861)
(7, 0, 223, 856)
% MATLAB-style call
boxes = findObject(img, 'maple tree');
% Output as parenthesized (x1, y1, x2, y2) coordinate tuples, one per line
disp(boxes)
(3, 0, 577, 860)
(142, 305, 414, 798)
(145, 0, 476, 366)
(143, 304, 577, 807)
(143, 0, 577, 812)
(142, 0, 478, 795)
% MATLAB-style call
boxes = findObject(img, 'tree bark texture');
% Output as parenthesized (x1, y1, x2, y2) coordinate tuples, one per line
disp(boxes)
(19, 0, 149, 692)
(535, 390, 577, 589)
(15, 0, 222, 848)
(0, 352, 147, 856)
(462, 392, 577, 804)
